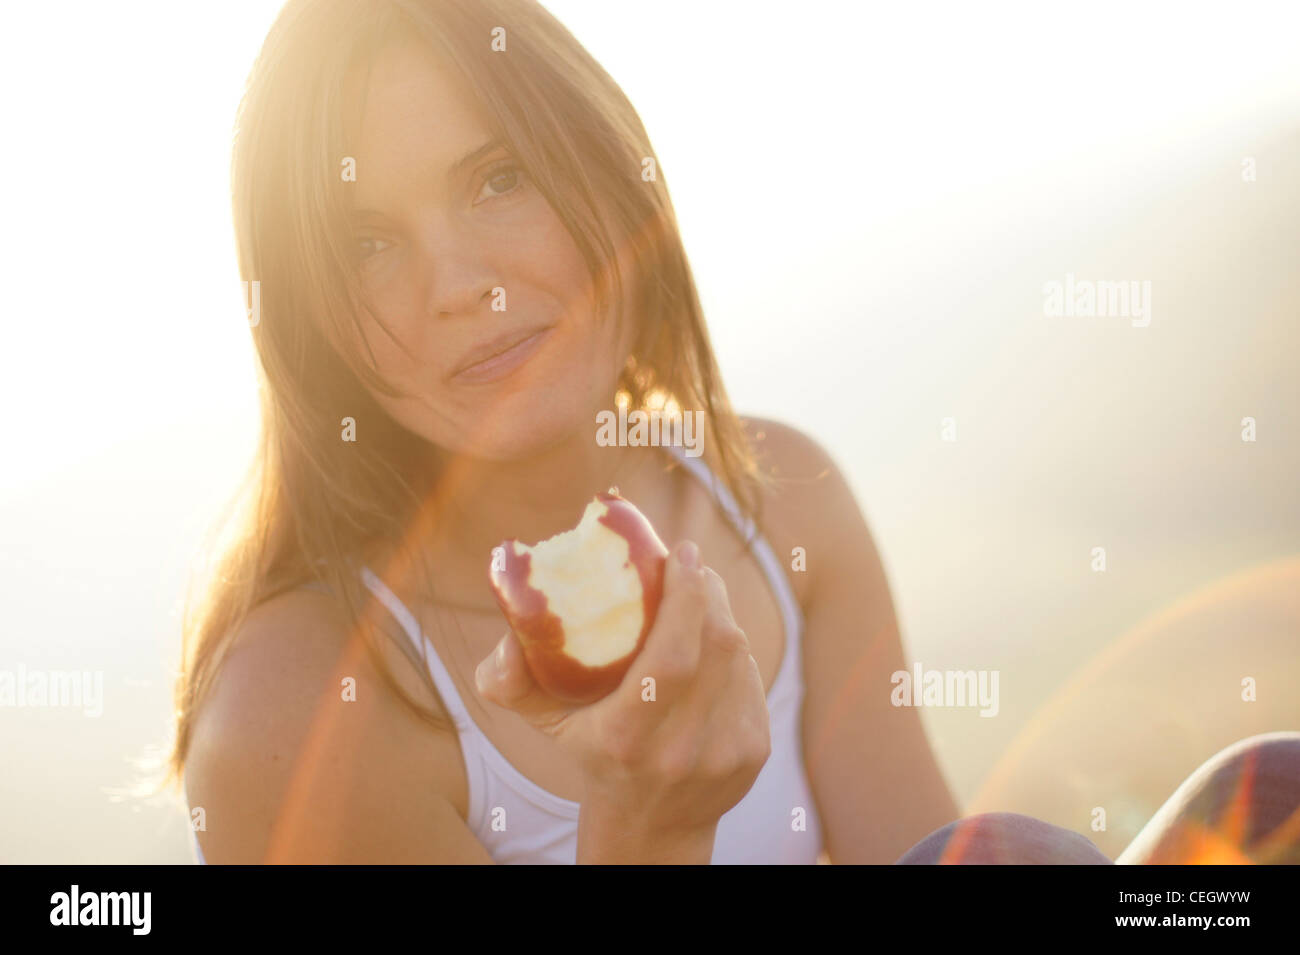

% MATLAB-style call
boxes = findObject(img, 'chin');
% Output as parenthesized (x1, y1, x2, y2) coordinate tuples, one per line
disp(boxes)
(462, 415, 573, 463)
(447, 382, 605, 462)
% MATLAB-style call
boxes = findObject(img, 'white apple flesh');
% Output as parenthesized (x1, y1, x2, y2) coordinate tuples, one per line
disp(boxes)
(488, 491, 669, 703)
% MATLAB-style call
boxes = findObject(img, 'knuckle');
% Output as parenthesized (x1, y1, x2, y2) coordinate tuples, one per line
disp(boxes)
(701, 744, 747, 781)
(598, 710, 645, 766)
(729, 731, 770, 779)
(657, 736, 700, 783)
(657, 647, 697, 685)
(711, 624, 749, 654)
(750, 722, 773, 766)
(699, 564, 726, 589)
(736, 695, 772, 768)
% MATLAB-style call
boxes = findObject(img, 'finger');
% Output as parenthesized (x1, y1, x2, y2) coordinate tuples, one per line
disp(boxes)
(698, 566, 749, 652)
(688, 570, 755, 720)
(627, 540, 708, 699)
(475, 630, 575, 728)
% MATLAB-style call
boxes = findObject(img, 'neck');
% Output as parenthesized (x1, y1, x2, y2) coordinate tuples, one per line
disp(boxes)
(448, 434, 645, 553)
(392, 430, 664, 611)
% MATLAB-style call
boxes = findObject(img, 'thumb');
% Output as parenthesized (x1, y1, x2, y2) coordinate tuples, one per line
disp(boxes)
(475, 630, 575, 726)
(475, 631, 519, 701)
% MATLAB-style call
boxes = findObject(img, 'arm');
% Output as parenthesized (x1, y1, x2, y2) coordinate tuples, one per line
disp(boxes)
(183, 589, 495, 864)
(747, 419, 961, 864)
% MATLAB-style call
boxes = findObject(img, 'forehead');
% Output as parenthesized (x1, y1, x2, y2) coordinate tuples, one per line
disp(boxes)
(343, 41, 491, 204)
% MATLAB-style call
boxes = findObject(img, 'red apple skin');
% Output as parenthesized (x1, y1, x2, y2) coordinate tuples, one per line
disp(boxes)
(488, 492, 669, 704)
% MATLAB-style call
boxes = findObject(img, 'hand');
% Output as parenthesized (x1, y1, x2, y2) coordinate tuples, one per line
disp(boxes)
(475, 539, 772, 848)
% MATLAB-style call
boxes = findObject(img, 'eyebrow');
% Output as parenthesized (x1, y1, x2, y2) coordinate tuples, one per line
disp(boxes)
(349, 137, 504, 222)
(450, 136, 505, 179)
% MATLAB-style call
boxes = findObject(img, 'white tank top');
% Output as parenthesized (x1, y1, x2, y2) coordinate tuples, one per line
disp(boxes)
(191, 444, 824, 864)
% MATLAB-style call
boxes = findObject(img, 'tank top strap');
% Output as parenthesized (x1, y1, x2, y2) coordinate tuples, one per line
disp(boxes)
(660, 444, 804, 642)
(358, 564, 477, 733)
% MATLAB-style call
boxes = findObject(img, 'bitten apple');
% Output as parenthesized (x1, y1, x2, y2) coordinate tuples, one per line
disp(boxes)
(488, 491, 669, 704)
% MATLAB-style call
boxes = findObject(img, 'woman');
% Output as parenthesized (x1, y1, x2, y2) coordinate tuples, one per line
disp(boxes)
(169, 0, 1300, 864)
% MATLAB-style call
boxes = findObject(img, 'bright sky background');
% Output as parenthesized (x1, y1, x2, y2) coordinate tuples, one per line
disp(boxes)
(1, 0, 1297, 863)
(2, 0, 1297, 494)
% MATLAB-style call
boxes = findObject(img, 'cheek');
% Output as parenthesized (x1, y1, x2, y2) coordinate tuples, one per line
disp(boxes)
(526, 217, 636, 358)
(351, 312, 428, 411)
(516, 216, 596, 316)
(508, 224, 625, 373)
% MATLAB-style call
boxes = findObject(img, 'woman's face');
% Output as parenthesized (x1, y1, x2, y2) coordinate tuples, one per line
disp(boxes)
(342, 41, 635, 462)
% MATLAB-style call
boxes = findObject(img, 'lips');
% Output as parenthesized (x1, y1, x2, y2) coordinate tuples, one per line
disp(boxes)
(449, 325, 554, 383)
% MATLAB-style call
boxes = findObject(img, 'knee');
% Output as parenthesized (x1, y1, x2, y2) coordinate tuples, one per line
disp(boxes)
(1205, 732, 1300, 774)
(1177, 731, 1300, 859)
(895, 811, 1112, 865)
(1192, 732, 1300, 812)
(1118, 731, 1300, 864)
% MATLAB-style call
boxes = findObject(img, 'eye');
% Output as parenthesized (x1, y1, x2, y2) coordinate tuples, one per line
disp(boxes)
(475, 161, 526, 204)
(354, 236, 392, 263)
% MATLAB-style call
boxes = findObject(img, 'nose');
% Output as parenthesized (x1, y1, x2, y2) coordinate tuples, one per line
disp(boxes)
(412, 211, 500, 320)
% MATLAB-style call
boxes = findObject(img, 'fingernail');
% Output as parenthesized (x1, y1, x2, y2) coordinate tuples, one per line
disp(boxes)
(676, 540, 700, 569)
(475, 657, 493, 694)
(476, 639, 505, 693)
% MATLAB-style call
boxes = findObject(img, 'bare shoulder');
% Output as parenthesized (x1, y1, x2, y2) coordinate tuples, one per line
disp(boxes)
(192, 587, 443, 750)
(740, 416, 841, 486)
(184, 587, 486, 863)
(738, 415, 862, 605)
(198, 589, 356, 731)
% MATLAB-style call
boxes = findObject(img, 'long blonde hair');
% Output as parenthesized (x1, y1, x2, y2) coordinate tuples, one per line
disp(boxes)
(166, 0, 771, 790)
